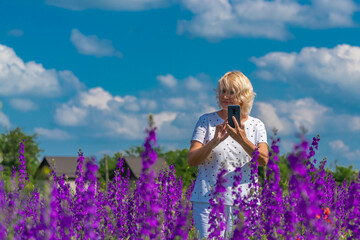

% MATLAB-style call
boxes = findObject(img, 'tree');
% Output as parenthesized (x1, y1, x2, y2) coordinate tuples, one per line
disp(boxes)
(98, 152, 123, 182)
(122, 145, 199, 189)
(164, 148, 198, 189)
(124, 145, 166, 158)
(97, 144, 166, 182)
(97, 145, 198, 189)
(331, 164, 358, 184)
(0, 127, 42, 180)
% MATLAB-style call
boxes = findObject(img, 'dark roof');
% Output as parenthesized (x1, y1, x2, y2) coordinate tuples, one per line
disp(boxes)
(34, 155, 169, 180)
(35, 156, 92, 179)
(124, 156, 169, 179)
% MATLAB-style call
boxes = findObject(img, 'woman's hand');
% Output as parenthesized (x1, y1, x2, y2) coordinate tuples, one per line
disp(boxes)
(226, 116, 247, 145)
(226, 116, 269, 166)
(214, 120, 229, 144)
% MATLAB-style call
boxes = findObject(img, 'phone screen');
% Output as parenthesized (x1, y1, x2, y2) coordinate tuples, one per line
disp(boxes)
(228, 105, 241, 128)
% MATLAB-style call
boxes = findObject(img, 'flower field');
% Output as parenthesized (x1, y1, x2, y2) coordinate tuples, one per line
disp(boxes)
(0, 117, 360, 240)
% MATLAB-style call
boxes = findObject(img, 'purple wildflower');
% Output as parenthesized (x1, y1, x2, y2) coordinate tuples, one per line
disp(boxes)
(75, 149, 85, 194)
(231, 147, 261, 239)
(261, 133, 284, 240)
(135, 114, 162, 239)
(82, 158, 100, 239)
(49, 182, 59, 240)
(0, 172, 7, 239)
(72, 149, 86, 237)
(208, 166, 228, 239)
(18, 139, 28, 190)
(344, 172, 360, 239)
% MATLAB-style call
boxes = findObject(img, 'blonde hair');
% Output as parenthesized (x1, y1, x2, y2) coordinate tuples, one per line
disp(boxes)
(215, 71, 256, 116)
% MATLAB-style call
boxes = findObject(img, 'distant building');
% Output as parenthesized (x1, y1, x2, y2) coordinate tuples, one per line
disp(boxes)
(122, 156, 169, 189)
(34, 156, 93, 192)
(34, 155, 169, 192)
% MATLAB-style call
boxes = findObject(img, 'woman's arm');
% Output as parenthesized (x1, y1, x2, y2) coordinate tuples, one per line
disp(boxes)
(188, 139, 217, 167)
(239, 141, 269, 167)
(188, 120, 229, 167)
(226, 116, 269, 167)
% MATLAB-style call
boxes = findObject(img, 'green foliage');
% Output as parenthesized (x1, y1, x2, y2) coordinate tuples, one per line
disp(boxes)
(98, 152, 127, 183)
(124, 145, 166, 158)
(331, 164, 358, 184)
(1, 124, 357, 197)
(277, 154, 291, 190)
(163, 148, 198, 189)
(0, 127, 42, 181)
(258, 153, 291, 193)
(97, 145, 166, 183)
(260, 153, 359, 192)
(97, 145, 198, 190)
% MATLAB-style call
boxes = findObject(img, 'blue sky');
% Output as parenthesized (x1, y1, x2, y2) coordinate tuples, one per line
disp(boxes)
(1, 0, 360, 169)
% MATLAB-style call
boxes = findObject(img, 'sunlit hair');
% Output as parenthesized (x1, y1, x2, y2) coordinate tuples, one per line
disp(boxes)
(215, 71, 256, 116)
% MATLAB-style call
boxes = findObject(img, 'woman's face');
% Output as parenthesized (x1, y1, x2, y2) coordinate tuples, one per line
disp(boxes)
(219, 88, 242, 110)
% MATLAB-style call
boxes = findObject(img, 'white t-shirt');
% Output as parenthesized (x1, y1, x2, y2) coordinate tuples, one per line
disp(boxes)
(190, 111, 268, 205)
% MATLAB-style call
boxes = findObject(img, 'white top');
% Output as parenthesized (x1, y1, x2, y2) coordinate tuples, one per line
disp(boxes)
(190, 111, 268, 205)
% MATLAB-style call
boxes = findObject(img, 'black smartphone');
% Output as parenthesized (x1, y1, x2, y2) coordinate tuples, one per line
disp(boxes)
(228, 105, 241, 128)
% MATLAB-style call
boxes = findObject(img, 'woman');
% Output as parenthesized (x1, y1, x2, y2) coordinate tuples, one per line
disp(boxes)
(188, 71, 269, 239)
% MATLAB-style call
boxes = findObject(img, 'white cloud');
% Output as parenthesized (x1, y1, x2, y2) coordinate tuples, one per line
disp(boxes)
(349, 116, 360, 131)
(46, 0, 170, 11)
(70, 29, 122, 58)
(9, 99, 38, 112)
(79, 87, 122, 110)
(201, 105, 217, 116)
(153, 112, 177, 130)
(256, 102, 291, 134)
(55, 104, 88, 126)
(329, 140, 350, 152)
(54, 88, 147, 133)
(0, 44, 84, 97)
(157, 74, 178, 88)
(103, 115, 144, 139)
(122, 95, 140, 112)
(95, 111, 180, 140)
(76, 87, 145, 112)
(185, 76, 203, 90)
(345, 149, 360, 161)
(34, 128, 72, 140)
(139, 99, 157, 111)
(255, 98, 330, 135)
(255, 97, 360, 138)
(0, 44, 60, 97)
(6, 29, 23, 37)
(167, 98, 187, 110)
(51, 72, 217, 141)
(329, 139, 360, 161)
(279, 98, 330, 132)
(0, 112, 10, 128)
(178, 0, 358, 40)
(46, 0, 358, 40)
(252, 44, 360, 92)
(58, 70, 86, 92)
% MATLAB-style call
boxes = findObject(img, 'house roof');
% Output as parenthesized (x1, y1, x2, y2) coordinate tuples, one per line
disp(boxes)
(34, 155, 169, 180)
(35, 156, 92, 179)
(124, 156, 169, 179)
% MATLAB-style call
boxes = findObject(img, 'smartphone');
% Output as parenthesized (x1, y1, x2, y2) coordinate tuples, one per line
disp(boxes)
(228, 105, 241, 128)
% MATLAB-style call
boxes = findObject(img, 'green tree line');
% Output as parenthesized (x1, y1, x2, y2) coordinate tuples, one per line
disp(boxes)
(0, 127, 358, 192)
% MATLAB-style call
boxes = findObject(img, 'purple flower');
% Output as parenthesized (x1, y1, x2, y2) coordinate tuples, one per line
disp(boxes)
(82, 158, 100, 239)
(134, 115, 162, 239)
(75, 149, 85, 194)
(18, 139, 28, 190)
(261, 133, 284, 239)
(208, 167, 228, 239)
